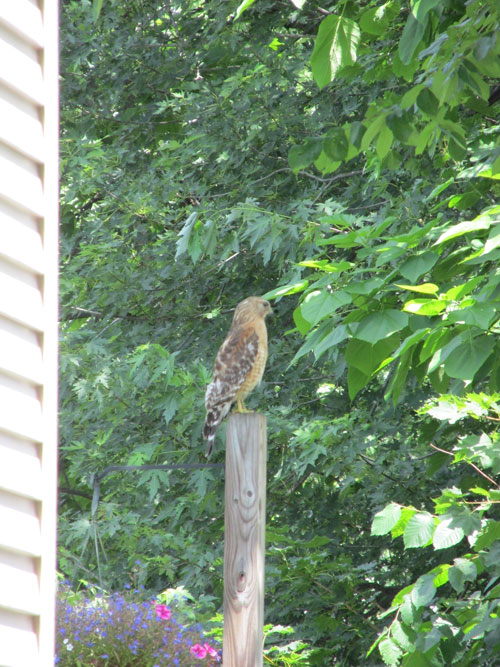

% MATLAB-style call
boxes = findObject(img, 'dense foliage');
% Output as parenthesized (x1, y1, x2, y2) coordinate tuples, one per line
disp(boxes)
(59, 0, 500, 663)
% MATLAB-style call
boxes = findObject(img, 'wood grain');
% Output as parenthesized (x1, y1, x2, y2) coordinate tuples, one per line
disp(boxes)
(223, 412, 267, 667)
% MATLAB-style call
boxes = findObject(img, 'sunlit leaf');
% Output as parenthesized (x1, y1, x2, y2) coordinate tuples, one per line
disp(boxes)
(262, 280, 309, 300)
(434, 218, 492, 245)
(234, 0, 257, 20)
(310, 15, 360, 89)
(371, 503, 402, 535)
(395, 283, 439, 294)
(432, 516, 465, 550)
(403, 299, 447, 316)
(379, 637, 403, 665)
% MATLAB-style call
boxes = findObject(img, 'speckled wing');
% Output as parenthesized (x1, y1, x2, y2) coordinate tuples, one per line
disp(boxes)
(203, 326, 259, 455)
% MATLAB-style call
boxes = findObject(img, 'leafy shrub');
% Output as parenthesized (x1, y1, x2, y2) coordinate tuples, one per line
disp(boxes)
(56, 582, 220, 666)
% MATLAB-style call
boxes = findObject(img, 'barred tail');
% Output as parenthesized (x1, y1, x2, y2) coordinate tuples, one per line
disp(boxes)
(203, 409, 220, 457)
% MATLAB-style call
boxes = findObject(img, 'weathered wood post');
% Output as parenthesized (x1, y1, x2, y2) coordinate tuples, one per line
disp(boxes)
(223, 412, 267, 667)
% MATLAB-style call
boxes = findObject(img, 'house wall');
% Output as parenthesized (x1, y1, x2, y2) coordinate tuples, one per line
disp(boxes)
(0, 1, 59, 665)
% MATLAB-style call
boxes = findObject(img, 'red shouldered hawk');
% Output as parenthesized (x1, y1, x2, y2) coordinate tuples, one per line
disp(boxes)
(203, 296, 272, 456)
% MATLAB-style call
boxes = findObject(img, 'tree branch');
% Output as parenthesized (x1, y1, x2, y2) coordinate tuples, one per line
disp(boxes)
(430, 443, 500, 489)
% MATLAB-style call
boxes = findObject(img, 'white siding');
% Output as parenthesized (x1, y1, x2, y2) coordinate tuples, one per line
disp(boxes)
(0, 1, 58, 665)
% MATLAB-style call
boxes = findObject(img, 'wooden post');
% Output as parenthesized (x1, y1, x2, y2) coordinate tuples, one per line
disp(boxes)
(223, 413, 267, 667)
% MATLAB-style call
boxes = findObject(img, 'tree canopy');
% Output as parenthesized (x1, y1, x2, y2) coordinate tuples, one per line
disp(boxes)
(59, 0, 500, 664)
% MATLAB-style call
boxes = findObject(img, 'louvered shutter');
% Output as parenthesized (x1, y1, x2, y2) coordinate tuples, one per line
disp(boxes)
(0, 2, 58, 665)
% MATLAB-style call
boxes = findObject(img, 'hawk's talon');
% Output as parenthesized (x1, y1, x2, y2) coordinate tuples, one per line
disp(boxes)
(233, 397, 252, 413)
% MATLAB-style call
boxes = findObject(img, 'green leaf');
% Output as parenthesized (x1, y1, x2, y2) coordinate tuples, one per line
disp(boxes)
(416, 88, 439, 116)
(371, 503, 402, 536)
(379, 637, 403, 666)
(448, 558, 477, 593)
(323, 128, 349, 162)
(403, 299, 447, 316)
(448, 191, 480, 210)
(401, 84, 426, 109)
(175, 211, 198, 259)
(448, 137, 467, 161)
(426, 400, 462, 423)
(346, 335, 399, 376)
(163, 395, 179, 424)
(395, 283, 439, 295)
(262, 280, 309, 300)
(347, 278, 385, 295)
(411, 574, 436, 608)
(310, 15, 361, 89)
(400, 595, 416, 625)
(203, 218, 217, 256)
(376, 123, 394, 159)
(392, 50, 420, 81)
(415, 122, 436, 155)
(300, 290, 351, 326)
(402, 651, 434, 666)
(427, 334, 463, 372)
(361, 114, 386, 151)
(403, 512, 435, 548)
(288, 138, 323, 173)
(314, 150, 341, 175)
(425, 177, 454, 202)
(298, 259, 354, 273)
(447, 303, 497, 330)
(412, 0, 442, 22)
(389, 328, 430, 362)
(313, 324, 349, 360)
(387, 349, 411, 403)
(93, 0, 105, 21)
(293, 304, 312, 335)
(398, 13, 425, 65)
(354, 310, 409, 343)
(347, 365, 370, 400)
(482, 224, 500, 256)
(434, 217, 492, 245)
(443, 336, 495, 380)
(348, 120, 366, 148)
(289, 320, 336, 364)
(386, 111, 414, 143)
(432, 516, 465, 550)
(432, 563, 450, 588)
(234, 0, 257, 20)
(391, 620, 414, 652)
(444, 277, 482, 300)
(392, 507, 417, 538)
(399, 252, 439, 282)
(474, 521, 500, 551)
(360, 2, 399, 36)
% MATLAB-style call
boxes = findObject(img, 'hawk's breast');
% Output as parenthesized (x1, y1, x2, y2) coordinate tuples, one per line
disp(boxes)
(236, 320, 268, 398)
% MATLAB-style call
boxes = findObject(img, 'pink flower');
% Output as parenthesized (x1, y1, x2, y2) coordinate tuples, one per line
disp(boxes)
(204, 643, 218, 657)
(190, 643, 207, 658)
(154, 603, 171, 620)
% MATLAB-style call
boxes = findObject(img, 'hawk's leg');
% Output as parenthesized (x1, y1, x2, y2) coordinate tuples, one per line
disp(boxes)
(234, 397, 252, 413)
